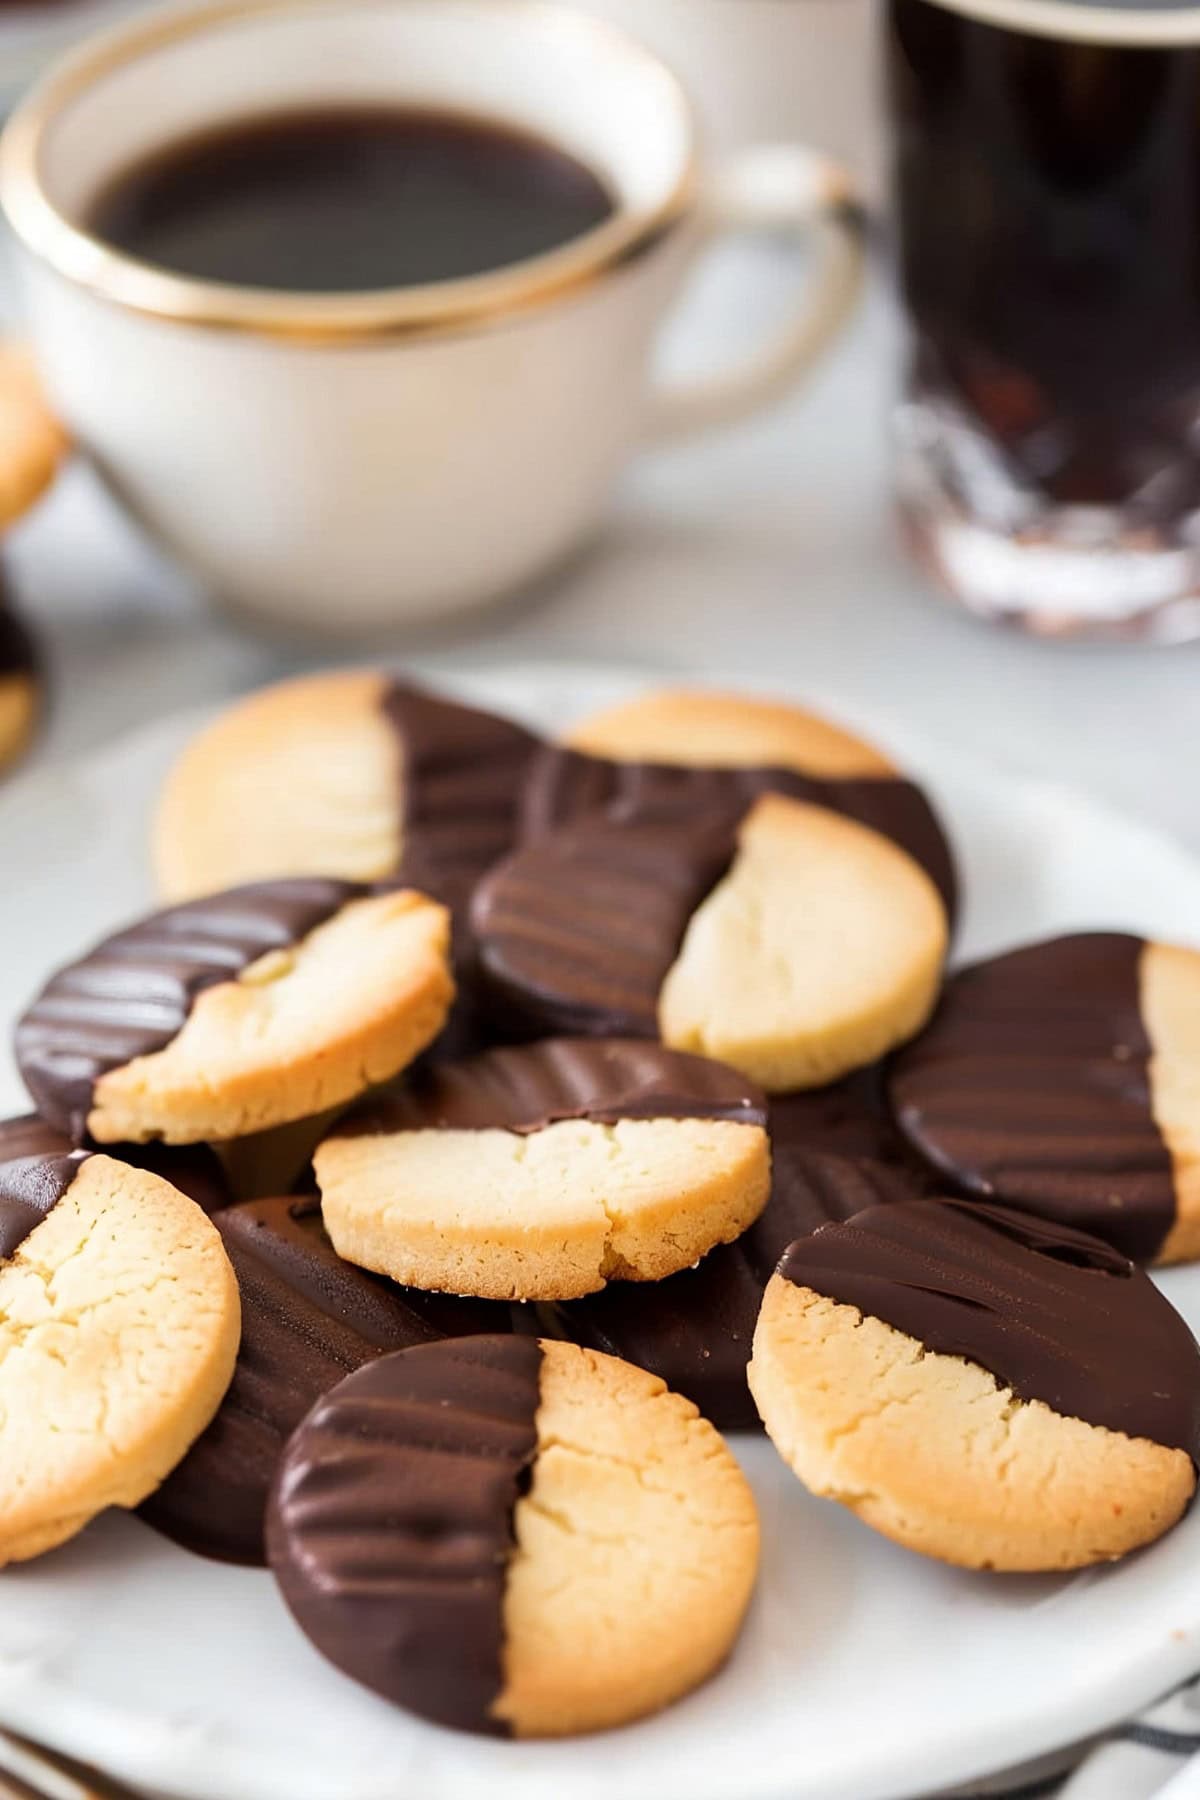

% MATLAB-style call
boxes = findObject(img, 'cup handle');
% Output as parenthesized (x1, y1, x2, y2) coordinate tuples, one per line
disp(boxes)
(643, 143, 867, 447)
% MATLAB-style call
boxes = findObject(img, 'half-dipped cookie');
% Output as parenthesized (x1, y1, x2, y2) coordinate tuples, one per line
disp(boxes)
(0, 601, 40, 777)
(153, 672, 542, 906)
(475, 792, 948, 1090)
(143, 1193, 515, 1564)
(889, 933, 1200, 1263)
(0, 1131, 239, 1563)
(314, 1038, 771, 1300)
(267, 1337, 759, 1736)
(16, 878, 453, 1144)
(547, 1075, 930, 1429)
(749, 1198, 1200, 1570)
(553, 685, 957, 916)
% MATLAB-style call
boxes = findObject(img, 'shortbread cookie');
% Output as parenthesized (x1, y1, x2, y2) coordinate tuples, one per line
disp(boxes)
(550, 1105, 926, 1429)
(549, 687, 957, 917)
(889, 933, 1200, 1264)
(0, 1142, 239, 1563)
(143, 1193, 514, 1564)
(0, 344, 68, 530)
(475, 793, 947, 1090)
(16, 877, 452, 1144)
(315, 1038, 771, 1300)
(267, 1337, 759, 1736)
(153, 673, 541, 906)
(749, 1198, 1200, 1571)
(0, 603, 39, 775)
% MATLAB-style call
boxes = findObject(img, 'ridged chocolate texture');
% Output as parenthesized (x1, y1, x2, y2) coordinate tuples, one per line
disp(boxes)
(267, 1336, 543, 1733)
(15, 877, 365, 1140)
(143, 1195, 515, 1565)
(474, 757, 956, 1038)
(523, 747, 958, 919)
(0, 1113, 230, 1261)
(889, 934, 1175, 1262)
(339, 1037, 767, 1139)
(472, 804, 744, 1037)
(545, 1081, 926, 1429)
(0, 607, 36, 680)
(779, 1198, 1200, 1458)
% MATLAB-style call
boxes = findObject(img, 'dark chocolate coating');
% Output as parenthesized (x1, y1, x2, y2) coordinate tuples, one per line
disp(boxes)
(0, 1113, 229, 1261)
(473, 805, 743, 1037)
(542, 1074, 928, 1430)
(383, 684, 542, 1058)
(779, 1198, 1200, 1459)
(338, 1036, 766, 1138)
(267, 1335, 542, 1733)
(143, 1194, 515, 1565)
(0, 607, 37, 681)
(523, 747, 958, 920)
(0, 1113, 86, 1259)
(15, 878, 365, 1140)
(554, 1147, 920, 1429)
(889, 934, 1175, 1262)
(475, 755, 956, 1038)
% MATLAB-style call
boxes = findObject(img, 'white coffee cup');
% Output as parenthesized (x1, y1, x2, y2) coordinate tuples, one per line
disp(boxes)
(0, 0, 865, 632)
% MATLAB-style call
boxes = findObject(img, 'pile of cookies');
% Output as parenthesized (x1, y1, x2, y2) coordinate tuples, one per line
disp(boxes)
(2, 670, 1199, 1741)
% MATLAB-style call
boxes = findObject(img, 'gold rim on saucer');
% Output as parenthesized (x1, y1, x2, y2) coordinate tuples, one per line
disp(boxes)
(0, 0, 699, 343)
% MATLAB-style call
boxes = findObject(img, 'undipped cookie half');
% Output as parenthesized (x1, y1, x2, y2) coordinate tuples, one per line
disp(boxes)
(888, 933, 1200, 1263)
(267, 1336, 759, 1737)
(314, 1038, 771, 1300)
(142, 1193, 516, 1564)
(0, 1136, 239, 1563)
(15, 877, 453, 1144)
(749, 1198, 1200, 1570)
(475, 793, 948, 1091)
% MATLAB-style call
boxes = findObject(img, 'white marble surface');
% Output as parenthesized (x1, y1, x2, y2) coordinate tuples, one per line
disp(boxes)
(3, 246, 1198, 851)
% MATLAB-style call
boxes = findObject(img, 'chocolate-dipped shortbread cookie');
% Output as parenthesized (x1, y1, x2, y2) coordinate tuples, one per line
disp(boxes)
(889, 933, 1200, 1263)
(0, 1130, 239, 1563)
(143, 1193, 516, 1564)
(314, 1038, 771, 1301)
(267, 1337, 759, 1736)
(0, 603, 40, 776)
(16, 878, 453, 1144)
(749, 1198, 1200, 1570)
(475, 791, 948, 1091)
(554, 685, 957, 916)
(153, 672, 542, 908)
(547, 1075, 929, 1429)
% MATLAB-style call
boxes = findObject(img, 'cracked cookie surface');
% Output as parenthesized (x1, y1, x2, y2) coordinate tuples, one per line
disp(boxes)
(749, 1197, 1200, 1570)
(313, 1039, 770, 1300)
(0, 1152, 239, 1564)
(267, 1336, 759, 1735)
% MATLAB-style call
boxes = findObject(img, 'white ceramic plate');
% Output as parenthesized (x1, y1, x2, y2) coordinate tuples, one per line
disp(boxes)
(0, 658, 1198, 1800)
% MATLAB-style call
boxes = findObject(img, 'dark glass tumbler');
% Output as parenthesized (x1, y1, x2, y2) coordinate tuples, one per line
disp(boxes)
(887, 0, 1200, 638)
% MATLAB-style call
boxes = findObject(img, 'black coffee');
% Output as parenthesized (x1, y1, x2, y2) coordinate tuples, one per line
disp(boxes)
(888, 0, 1200, 512)
(86, 106, 616, 292)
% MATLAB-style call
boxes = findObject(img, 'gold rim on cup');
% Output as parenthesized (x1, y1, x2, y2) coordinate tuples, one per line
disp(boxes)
(0, 0, 699, 343)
